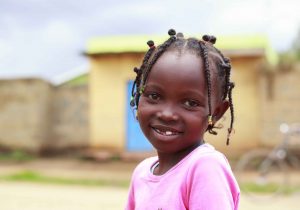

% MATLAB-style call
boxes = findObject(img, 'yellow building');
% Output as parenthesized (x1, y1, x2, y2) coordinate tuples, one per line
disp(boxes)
(84, 34, 277, 155)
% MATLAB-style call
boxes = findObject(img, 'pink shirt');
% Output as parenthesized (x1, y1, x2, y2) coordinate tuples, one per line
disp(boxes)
(125, 144, 240, 210)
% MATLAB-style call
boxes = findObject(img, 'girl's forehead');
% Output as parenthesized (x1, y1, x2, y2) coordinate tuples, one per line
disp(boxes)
(150, 50, 220, 82)
(148, 50, 223, 99)
(147, 52, 206, 88)
(156, 50, 221, 70)
(152, 52, 204, 74)
(155, 51, 204, 67)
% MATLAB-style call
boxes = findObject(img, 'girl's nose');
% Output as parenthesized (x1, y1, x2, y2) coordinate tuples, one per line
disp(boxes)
(156, 107, 179, 121)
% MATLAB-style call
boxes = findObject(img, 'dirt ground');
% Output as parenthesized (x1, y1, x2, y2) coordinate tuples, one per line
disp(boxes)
(1, 158, 300, 210)
(0, 181, 127, 210)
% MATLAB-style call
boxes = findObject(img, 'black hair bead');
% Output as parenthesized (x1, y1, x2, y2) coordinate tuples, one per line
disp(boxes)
(168, 29, 176, 36)
(210, 36, 216, 44)
(133, 67, 139, 73)
(202, 35, 210, 42)
(130, 99, 135, 107)
(147, 40, 155, 48)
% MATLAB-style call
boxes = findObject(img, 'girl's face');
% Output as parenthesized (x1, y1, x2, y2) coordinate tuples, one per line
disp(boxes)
(138, 51, 212, 154)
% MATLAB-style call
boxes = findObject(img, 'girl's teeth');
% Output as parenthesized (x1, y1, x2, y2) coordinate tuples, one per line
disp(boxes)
(154, 128, 179, 136)
(166, 131, 172, 135)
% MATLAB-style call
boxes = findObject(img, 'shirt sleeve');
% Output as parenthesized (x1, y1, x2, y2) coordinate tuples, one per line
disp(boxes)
(125, 162, 140, 210)
(125, 180, 135, 210)
(124, 158, 151, 210)
(186, 153, 240, 210)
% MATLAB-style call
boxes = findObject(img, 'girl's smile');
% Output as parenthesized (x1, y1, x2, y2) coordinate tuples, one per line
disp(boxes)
(151, 124, 183, 136)
(150, 124, 184, 141)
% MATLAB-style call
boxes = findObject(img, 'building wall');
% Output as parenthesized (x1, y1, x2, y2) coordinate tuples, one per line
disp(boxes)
(260, 68, 300, 147)
(0, 79, 89, 153)
(89, 53, 143, 150)
(47, 84, 89, 150)
(0, 79, 52, 152)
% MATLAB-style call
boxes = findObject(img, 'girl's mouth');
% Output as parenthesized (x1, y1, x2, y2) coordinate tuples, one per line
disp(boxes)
(151, 125, 183, 137)
(153, 128, 180, 136)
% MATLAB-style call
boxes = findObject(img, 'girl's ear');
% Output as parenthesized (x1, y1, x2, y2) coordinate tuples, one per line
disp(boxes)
(212, 100, 229, 123)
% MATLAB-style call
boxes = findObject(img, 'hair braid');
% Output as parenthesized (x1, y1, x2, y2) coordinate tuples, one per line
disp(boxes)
(227, 82, 235, 145)
(140, 41, 156, 72)
(131, 41, 156, 107)
(218, 55, 234, 145)
(133, 30, 176, 107)
(198, 41, 217, 135)
(142, 36, 176, 85)
(209, 40, 235, 144)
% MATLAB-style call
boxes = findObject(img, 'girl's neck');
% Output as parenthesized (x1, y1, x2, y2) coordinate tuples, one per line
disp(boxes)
(154, 140, 204, 175)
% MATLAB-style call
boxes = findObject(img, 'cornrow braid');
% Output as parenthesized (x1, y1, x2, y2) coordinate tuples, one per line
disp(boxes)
(221, 63, 230, 99)
(198, 40, 215, 135)
(227, 82, 235, 145)
(202, 35, 235, 144)
(206, 37, 232, 99)
(140, 40, 156, 71)
(141, 29, 176, 86)
(222, 62, 234, 142)
(131, 29, 177, 108)
(215, 50, 235, 145)
(131, 40, 156, 107)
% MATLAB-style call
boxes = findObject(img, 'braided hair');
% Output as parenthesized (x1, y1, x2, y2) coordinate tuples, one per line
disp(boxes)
(130, 29, 235, 145)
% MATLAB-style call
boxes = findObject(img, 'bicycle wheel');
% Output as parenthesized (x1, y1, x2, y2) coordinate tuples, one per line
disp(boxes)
(235, 149, 288, 201)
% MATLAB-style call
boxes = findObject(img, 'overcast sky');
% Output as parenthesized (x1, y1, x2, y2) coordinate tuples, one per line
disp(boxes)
(1, 0, 300, 82)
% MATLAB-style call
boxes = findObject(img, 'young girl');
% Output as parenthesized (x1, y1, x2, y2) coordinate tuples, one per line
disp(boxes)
(126, 29, 240, 210)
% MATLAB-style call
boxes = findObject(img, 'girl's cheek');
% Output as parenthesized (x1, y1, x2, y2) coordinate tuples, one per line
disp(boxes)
(137, 100, 150, 117)
(138, 96, 147, 107)
(137, 99, 146, 112)
(138, 97, 154, 110)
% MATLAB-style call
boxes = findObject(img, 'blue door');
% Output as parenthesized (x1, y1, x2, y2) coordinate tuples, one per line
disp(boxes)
(126, 81, 153, 151)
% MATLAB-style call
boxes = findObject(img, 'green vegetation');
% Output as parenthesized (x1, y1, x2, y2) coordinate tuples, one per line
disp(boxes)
(0, 170, 130, 188)
(65, 74, 88, 86)
(240, 182, 298, 195)
(0, 150, 35, 162)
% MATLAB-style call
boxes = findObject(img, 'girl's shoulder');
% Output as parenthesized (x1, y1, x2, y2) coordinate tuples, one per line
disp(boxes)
(187, 143, 231, 170)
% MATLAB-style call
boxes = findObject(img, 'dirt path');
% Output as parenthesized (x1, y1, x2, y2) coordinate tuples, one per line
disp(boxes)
(1, 181, 300, 210)
(239, 192, 300, 210)
(0, 181, 128, 210)
(0, 158, 137, 181)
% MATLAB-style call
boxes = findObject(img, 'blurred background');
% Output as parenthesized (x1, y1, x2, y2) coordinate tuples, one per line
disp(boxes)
(1, 0, 300, 209)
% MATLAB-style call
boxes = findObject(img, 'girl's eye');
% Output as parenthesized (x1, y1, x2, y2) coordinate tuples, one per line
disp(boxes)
(184, 100, 200, 107)
(147, 93, 160, 101)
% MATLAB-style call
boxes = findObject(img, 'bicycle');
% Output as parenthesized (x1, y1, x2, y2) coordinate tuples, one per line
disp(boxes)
(234, 123, 300, 200)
